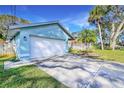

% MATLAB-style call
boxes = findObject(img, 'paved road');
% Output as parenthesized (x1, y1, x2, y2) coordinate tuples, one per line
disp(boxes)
(36, 54, 124, 88)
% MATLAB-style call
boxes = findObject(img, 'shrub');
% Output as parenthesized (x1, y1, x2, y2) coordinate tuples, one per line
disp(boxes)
(0, 54, 15, 58)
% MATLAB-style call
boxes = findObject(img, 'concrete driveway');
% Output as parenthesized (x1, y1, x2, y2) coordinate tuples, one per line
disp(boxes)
(36, 54, 124, 88)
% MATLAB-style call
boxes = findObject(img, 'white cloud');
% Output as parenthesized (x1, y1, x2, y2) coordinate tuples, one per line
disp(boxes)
(61, 13, 91, 29)
(64, 26, 70, 31)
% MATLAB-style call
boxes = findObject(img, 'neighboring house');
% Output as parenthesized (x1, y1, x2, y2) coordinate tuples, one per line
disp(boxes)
(68, 32, 92, 50)
(7, 21, 74, 60)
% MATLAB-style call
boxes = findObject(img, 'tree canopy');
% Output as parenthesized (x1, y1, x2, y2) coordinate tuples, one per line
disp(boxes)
(89, 5, 124, 50)
(0, 14, 30, 40)
(88, 6, 108, 50)
(78, 29, 97, 44)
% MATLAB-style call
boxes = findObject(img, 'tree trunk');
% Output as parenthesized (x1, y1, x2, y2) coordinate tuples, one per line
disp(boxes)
(110, 23, 115, 50)
(86, 43, 88, 50)
(110, 37, 117, 50)
(110, 31, 122, 50)
(110, 20, 124, 50)
(97, 22, 104, 50)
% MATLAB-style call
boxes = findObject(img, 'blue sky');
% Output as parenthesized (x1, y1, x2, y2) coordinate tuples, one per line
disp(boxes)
(0, 5, 94, 32)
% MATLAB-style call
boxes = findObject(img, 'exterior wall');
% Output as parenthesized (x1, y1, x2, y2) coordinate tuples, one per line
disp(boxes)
(65, 36, 69, 53)
(17, 24, 69, 60)
(11, 33, 20, 58)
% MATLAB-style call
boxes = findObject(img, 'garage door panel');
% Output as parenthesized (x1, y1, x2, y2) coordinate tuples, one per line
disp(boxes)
(30, 36, 65, 58)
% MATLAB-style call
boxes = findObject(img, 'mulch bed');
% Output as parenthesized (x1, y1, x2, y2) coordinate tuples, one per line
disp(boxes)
(72, 51, 100, 58)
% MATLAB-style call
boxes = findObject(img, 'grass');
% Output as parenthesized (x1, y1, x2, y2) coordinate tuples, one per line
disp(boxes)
(0, 61, 3, 74)
(0, 55, 66, 88)
(0, 65, 66, 88)
(94, 50, 124, 63)
(69, 48, 124, 63)
(0, 54, 16, 73)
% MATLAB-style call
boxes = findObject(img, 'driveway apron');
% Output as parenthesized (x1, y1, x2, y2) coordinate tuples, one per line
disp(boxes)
(36, 54, 124, 88)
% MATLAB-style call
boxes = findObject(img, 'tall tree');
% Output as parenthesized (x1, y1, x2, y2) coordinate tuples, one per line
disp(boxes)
(105, 6, 124, 50)
(88, 6, 108, 50)
(88, 6, 104, 50)
(0, 14, 30, 40)
(77, 29, 97, 50)
(89, 5, 124, 50)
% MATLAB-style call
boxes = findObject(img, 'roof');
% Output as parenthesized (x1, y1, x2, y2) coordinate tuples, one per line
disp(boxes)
(9, 21, 74, 39)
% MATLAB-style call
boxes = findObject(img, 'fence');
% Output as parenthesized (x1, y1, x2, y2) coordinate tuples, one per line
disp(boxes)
(0, 42, 16, 57)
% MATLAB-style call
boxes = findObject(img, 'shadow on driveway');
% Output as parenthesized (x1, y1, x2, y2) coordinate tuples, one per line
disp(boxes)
(36, 54, 124, 88)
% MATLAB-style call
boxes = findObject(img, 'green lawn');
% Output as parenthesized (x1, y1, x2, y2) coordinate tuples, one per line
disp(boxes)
(0, 65, 66, 88)
(0, 55, 16, 74)
(0, 56, 66, 88)
(0, 61, 3, 74)
(94, 50, 124, 63)
(69, 48, 124, 63)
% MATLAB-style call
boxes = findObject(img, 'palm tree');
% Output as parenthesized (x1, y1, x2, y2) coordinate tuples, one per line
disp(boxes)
(77, 29, 96, 50)
(88, 6, 106, 50)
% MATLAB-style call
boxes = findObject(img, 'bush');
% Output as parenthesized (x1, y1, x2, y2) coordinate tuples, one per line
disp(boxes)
(68, 47, 73, 52)
(69, 48, 81, 54)
(0, 54, 16, 62)
(0, 54, 15, 58)
(69, 48, 94, 54)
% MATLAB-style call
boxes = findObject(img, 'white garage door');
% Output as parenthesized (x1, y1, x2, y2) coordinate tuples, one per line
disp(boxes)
(30, 36, 66, 59)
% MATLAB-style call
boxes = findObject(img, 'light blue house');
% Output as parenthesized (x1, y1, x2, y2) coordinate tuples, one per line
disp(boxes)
(8, 21, 74, 60)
